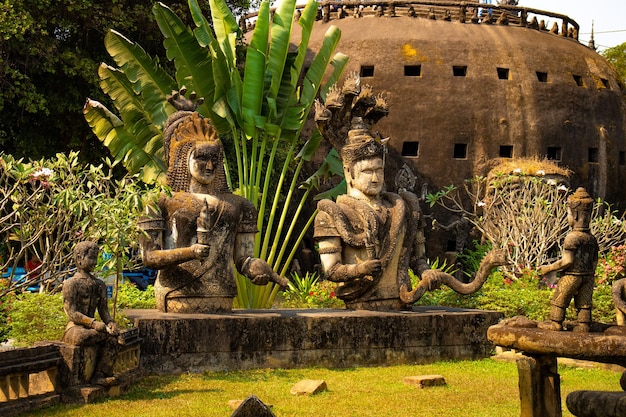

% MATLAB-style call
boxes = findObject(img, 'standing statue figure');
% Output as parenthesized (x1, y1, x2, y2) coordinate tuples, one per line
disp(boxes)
(314, 75, 507, 310)
(139, 90, 287, 313)
(538, 187, 598, 332)
(62, 241, 120, 386)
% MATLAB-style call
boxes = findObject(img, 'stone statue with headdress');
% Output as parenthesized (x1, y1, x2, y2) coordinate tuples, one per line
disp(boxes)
(138, 89, 287, 313)
(313, 75, 508, 310)
(538, 187, 598, 332)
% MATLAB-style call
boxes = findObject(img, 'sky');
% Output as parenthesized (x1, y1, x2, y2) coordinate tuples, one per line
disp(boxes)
(515, 0, 625, 51)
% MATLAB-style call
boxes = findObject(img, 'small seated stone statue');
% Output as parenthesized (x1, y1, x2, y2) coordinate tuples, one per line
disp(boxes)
(62, 241, 120, 386)
(538, 187, 598, 332)
(139, 90, 287, 313)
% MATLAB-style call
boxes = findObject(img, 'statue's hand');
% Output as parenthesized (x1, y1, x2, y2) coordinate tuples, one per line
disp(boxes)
(421, 269, 443, 290)
(537, 265, 548, 276)
(191, 243, 210, 259)
(356, 259, 382, 278)
(245, 258, 271, 285)
(106, 322, 120, 337)
(92, 321, 107, 333)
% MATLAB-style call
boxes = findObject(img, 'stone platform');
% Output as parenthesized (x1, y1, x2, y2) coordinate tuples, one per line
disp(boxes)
(125, 306, 503, 374)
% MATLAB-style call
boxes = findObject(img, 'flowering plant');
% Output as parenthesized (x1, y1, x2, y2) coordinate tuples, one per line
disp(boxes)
(280, 272, 344, 309)
(596, 245, 626, 286)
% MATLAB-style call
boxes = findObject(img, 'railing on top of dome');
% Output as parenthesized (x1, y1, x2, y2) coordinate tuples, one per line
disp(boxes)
(240, 1, 580, 42)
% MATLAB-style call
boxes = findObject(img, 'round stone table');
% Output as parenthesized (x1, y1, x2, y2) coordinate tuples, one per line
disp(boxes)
(487, 317, 626, 417)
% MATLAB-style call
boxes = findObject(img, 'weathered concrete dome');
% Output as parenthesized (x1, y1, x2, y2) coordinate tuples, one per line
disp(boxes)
(286, 1, 626, 205)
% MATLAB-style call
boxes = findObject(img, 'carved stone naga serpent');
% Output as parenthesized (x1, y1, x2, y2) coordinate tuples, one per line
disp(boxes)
(400, 248, 510, 304)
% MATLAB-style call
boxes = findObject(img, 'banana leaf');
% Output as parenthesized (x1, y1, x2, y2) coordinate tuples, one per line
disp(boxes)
(104, 30, 176, 126)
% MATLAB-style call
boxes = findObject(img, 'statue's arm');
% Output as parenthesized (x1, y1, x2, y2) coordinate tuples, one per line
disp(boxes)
(538, 249, 575, 275)
(142, 245, 207, 269)
(96, 281, 119, 335)
(138, 200, 209, 269)
(318, 237, 382, 282)
(97, 282, 114, 325)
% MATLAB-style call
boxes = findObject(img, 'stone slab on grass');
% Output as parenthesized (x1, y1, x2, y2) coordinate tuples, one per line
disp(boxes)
(403, 375, 447, 388)
(290, 379, 328, 396)
(230, 395, 275, 417)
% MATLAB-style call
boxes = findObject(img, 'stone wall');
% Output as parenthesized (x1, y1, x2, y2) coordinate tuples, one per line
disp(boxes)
(127, 306, 503, 374)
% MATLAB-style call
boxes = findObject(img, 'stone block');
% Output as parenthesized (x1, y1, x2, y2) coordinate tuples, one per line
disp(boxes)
(403, 375, 447, 388)
(127, 306, 503, 373)
(58, 344, 97, 387)
(290, 379, 327, 396)
(61, 385, 105, 404)
(230, 395, 275, 417)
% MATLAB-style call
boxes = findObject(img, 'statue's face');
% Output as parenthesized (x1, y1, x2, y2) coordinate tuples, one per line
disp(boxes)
(76, 246, 98, 272)
(348, 157, 384, 197)
(189, 146, 219, 185)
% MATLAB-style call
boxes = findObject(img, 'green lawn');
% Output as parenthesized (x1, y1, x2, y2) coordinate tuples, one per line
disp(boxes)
(27, 358, 622, 417)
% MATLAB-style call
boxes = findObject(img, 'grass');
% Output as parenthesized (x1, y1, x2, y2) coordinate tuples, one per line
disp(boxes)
(27, 359, 621, 417)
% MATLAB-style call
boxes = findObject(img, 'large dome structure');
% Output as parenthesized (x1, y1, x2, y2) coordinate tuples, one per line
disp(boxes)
(267, 1, 626, 205)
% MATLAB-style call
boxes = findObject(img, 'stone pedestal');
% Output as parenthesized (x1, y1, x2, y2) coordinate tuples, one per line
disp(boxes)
(125, 306, 503, 373)
(57, 328, 142, 403)
(488, 319, 626, 417)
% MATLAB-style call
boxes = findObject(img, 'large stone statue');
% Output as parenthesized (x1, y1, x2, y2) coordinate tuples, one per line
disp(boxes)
(313, 75, 506, 310)
(538, 187, 599, 332)
(139, 90, 287, 313)
(62, 241, 120, 386)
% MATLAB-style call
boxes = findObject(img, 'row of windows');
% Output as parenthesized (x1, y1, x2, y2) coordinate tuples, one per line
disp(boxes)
(401, 141, 626, 165)
(360, 65, 612, 88)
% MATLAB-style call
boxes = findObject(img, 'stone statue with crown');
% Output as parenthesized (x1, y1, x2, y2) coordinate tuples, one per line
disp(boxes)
(313, 75, 507, 310)
(537, 187, 599, 332)
(138, 89, 288, 313)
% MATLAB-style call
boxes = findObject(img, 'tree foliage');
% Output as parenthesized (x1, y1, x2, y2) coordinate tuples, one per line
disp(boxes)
(0, 0, 256, 163)
(602, 42, 626, 84)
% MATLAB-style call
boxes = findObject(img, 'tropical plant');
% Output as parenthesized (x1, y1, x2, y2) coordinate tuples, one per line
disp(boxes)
(591, 201, 626, 254)
(84, 0, 348, 308)
(285, 271, 320, 304)
(280, 272, 344, 309)
(0, 152, 146, 298)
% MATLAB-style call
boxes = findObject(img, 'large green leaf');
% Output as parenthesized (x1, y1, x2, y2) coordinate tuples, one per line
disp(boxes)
(301, 25, 342, 108)
(83, 99, 166, 184)
(97, 64, 166, 175)
(104, 30, 176, 126)
(267, 0, 296, 99)
(153, 2, 231, 133)
(208, 0, 239, 65)
(241, 1, 270, 137)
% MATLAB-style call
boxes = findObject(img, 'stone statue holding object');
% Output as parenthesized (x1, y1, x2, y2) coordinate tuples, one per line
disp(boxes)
(62, 241, 120, 386)
(139, 89, 287, 313)
(538, 187, 599, 332)
(313, 75, 507, 310)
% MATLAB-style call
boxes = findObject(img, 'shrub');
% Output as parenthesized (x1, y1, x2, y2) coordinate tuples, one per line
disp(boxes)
(115, 282, 156, 309)
(280, 272, 344, 309)
(595, 245, 626, 285)
(0, 279, 17, 343)
(7, 292, 66, 347)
